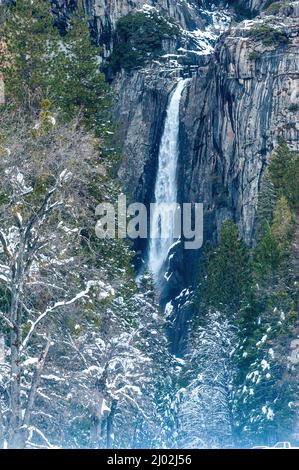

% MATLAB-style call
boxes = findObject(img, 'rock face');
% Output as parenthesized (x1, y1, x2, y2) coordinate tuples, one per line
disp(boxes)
(115, 70, 178, 203)
(50, 0, 299, 352)
(180, 6, 299, 247)
(117, 5, 299, 264)
(247, 0, 267, 13)
(85, 0, 214, 56)
(113, 3, 299, 353)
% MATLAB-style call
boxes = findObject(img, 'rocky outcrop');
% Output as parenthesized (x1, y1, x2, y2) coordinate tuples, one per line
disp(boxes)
(247, 0, 267, 13)
(83, 0, 274, 54)
(51, 0, 77, 32)
(235, 0, 268, 15)
(86, 0, 212, 56)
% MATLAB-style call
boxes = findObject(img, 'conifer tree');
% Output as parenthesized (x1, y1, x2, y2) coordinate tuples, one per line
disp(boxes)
(4, 0, 60, 108)
(255, 170, 277, 241)
(236, 177, 297, 447)
(50, 9, 110, 129)
(254, 196, 293, 287)
(235, 283, 297, 447)
(200, 220, 251, 314)
(269, 139, 293, 196)
(3, 0, 109, 130)
(285, 154, 299, 210)
(271, 196, 294, 251)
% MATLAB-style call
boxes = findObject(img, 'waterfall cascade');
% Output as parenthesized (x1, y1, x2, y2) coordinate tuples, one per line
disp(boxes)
(148, 78, 189, 280)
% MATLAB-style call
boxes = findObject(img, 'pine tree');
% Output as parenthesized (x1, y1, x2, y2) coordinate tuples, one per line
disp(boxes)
(200, 220, 251, 314)
(50, 10, 110, 130)
(3, 0, 61, 108)
(255, 170, 277, 241)
(236, 188, 297, 447)
(254, 196, 293, 287)
(3, 0, 109, 130)
(253, 226, 282, 285)
(269, 139, 293, 196)
(235, 290, 297, 447)
(271, 196, 294, 251)
(285, 154, 299, 210)
(268, 140, 299, 211)
(194, 240, 213, 312)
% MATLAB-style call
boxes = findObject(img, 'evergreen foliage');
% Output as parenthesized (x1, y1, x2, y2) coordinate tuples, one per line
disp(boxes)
(190, 140, 298, 447)
(235, 142, 298, 446)
(50, 11, 110, 129)
(255, 170, 277, 240)
(2, 0, 109, 130)
(269, 139, 293, 196)
(3, 0, 61, 108)
(248, 24, 289, 47)
(199, 220, 251, 314)
(107, 11, 179, 74)
(0, 0, 298, 450)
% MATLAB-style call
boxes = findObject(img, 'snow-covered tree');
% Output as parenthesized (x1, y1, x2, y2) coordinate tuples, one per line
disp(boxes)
(0, 109, 116, 447)
(235, 297, 297, 446)
(24, 271, 176, 449)
(176, 310, 238, 448)
(235, 155, 298, 447)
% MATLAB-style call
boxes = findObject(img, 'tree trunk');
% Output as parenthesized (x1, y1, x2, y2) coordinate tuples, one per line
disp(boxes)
(8, 244, 25, 448)
(90, 392, 104, 449)
(106, 399, 117, 449)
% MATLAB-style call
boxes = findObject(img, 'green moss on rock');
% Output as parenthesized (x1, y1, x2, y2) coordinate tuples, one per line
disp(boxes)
(248, 24, 289, 47)
(248, 50, 262, 61)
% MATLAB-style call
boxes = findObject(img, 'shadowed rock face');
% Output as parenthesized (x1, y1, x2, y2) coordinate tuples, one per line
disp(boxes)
(115, 71, 176, 205)
(117, 6, 299, 248)
(175, 6, 299, 298)
(84, 0, 269, 50)
(49, 0, 270, 52)
(53, 1, 234, 54)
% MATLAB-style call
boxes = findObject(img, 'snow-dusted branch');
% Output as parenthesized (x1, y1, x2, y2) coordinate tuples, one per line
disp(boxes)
(23, 338, 52, 428)
(22, 180, 63, 242)
(21, 281, 100, 350)
(0, 311, 15, 330)
(26, 426, 54, 449)
(0, 231, 12, 259)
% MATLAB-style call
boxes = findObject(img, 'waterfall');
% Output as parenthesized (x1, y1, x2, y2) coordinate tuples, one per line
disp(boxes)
(148, 78, 189, 280)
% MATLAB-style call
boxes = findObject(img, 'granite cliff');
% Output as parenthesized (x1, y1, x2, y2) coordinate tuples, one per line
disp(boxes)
(50, 0, 299, 358)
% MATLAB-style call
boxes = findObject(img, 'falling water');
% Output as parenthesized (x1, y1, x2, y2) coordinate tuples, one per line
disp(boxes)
(148, 78, 189, 279)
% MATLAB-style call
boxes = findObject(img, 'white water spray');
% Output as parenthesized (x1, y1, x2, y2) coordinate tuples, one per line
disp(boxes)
(148, 78, 189, 279)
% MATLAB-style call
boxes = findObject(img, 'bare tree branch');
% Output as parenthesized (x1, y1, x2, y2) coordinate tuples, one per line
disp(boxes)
(21, 280, 100, 350)
(0, 311, 15, 330)
(23, 338, 52, 428)
(0, 231, 12, 258)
